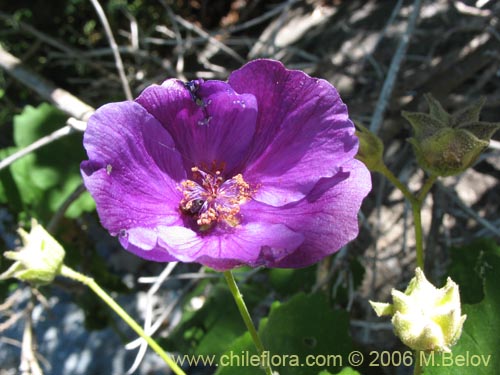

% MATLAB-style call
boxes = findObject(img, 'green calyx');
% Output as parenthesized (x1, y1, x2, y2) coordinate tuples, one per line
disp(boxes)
(402, 94, 500, 176)
(370, 268, 466, 353)
(355, 122, 385, 172)
(0, 219, 65, 286)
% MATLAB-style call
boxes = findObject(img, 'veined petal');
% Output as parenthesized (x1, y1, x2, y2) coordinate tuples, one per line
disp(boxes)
(229, 59, 358, 206)
(118, 227, 178, 262)
(82, 59, 372, 270)
(242, 159, 371, 268)
(136, 79, 258, 175)
(81, 101, 185, 234)
(156, 223, 304, 271)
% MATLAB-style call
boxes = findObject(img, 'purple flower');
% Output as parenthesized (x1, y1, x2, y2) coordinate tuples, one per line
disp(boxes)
(81, 59, 371, 270)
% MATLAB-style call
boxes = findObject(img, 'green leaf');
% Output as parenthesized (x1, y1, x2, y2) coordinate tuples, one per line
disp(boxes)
(216, 293, 352, 375)
(268, 265, 315, 296)
(163, 280, 266, 357)
(0, 149, 24, 208)
(317, 368, 362, 375)
(5, 103, 94, 218)
(213, 330, 257, 375)
(334, 368, 362, 375)
(448, 238, 500, 304)
(261, 293, 352, 374)
(424, 241, 500, 375)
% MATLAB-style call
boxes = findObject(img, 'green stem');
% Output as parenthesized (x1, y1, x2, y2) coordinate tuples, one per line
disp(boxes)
(412, 202, 425, 269)
(417, 174, 437, 203)
(414, 174, 437, 269)
(414, 351, 423, 375)
(60, 265, 186, 375)
(223, 271, 273, 375)
(377, 165, 437, 270)
(378, 164, 415, 203)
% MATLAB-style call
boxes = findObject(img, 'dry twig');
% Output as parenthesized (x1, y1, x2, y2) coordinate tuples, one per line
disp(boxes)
(89, 0, 133, 100)
(369, 0, 423, 134)
(19, 297, 43, 375)
(0, 45, 94, 120)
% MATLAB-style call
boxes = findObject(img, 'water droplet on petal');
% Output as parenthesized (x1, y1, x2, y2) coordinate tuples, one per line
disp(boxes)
(106, 164, 112, 175)
(197, 117, 212, 126)
(232, 99, 246, 108)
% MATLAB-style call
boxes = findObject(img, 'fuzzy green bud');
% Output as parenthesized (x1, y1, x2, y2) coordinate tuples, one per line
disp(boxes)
(355, 122, 385, 171)
(0, 219, 65, 286)
(402, 94, 500, 176)
(370, 268, 466, 352)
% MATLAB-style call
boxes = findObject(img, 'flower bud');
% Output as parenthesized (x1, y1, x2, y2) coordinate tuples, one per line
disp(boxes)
(370, 268, 466, 352)
(0, 219, 65, 286)
(402, 94, 500, 176)
(355, 122, 385, 172)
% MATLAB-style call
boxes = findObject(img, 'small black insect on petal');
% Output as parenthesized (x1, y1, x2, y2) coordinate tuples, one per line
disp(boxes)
(183, 199, 205, 216)
(184, 79, 204, 103)
(185, 79, 211, 121)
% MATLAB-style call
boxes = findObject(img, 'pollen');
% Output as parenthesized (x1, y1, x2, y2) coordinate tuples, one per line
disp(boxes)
(179, 166, 253, 231)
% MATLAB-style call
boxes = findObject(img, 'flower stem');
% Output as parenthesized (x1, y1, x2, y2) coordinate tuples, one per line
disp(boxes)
(417, 174, 437, 203)
(60, 265, 186, 375)
(413, 174, 437, 269)
(412, 203, 424, 269)
(414, 351, 423, 375)
(377, 165, 436, 270)
(378, 164, 415, 203)
(223, 271, 273, 375)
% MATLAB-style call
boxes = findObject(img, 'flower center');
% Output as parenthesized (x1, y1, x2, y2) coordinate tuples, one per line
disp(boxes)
(179, 167, 253, 231)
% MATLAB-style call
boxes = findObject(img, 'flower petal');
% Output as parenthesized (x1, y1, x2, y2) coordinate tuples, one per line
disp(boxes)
(155, 223, 304, 271)
(82, 60, 372, 271)
(241, 159, 371, 268)
(136, 79, 257, 175)
(81, 101, 185, 234)
(118, 227, 178, 262)
(229, 59, 358, 206)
